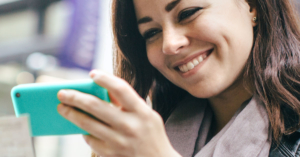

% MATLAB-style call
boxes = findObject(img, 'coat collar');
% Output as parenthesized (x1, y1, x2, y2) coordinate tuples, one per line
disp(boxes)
(165, 95, 209, 157)
(165, 94, 271, 157)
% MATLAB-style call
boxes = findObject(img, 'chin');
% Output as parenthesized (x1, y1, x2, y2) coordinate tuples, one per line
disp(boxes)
(186, 85, 224, 99)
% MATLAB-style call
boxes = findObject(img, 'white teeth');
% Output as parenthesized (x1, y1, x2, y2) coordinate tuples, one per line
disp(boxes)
(193, 59, 199, 66)
(183, 65, 188, 72)
(178, 54, 208, 73)
(179, 66, 184, 72)
(187, 62, 194, 70)
(198, 56, 203, 62)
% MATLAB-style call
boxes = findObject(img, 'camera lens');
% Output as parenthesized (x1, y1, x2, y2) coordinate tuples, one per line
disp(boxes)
(16, 93, 20, 98)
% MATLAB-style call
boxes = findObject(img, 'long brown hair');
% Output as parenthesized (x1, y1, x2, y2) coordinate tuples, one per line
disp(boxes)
(111, 0, 300, 144)
(112, 0, 188, 122)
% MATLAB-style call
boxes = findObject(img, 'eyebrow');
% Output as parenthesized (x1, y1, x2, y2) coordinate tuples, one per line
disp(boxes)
(137, 0, 181, 25)
(165, 0, 181, 12)
(137, 17, 153, 25)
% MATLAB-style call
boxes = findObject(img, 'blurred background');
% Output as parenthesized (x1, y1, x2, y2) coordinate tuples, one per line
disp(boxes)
(2, 0, 300, 156)
(0, 0, 113, 156)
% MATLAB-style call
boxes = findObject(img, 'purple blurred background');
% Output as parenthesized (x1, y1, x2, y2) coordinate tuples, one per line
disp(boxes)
(0, 0, 113, 156)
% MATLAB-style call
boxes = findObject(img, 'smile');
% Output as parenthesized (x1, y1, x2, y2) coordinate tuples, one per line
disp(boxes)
(176, 48, 213, 73)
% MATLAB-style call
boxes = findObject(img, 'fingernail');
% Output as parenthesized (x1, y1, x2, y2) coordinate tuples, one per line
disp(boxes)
(58, 90, 67, 100)
(89, 70, 97, 78)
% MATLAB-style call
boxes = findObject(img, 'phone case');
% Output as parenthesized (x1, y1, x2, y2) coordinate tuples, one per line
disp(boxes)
(11, 79, 110, 136)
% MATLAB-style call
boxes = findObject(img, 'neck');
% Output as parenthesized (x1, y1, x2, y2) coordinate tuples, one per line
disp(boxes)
(208, 80, 253, 136)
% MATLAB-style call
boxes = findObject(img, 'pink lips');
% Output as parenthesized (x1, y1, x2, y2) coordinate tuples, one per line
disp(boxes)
(176, 48, 213, 78)
(173, 48, 214, 69)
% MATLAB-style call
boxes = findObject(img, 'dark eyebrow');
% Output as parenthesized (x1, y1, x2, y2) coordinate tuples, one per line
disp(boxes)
(137, 16, 153, 25)
(137, 0, 181, 25)
(165, 0, 181, 12)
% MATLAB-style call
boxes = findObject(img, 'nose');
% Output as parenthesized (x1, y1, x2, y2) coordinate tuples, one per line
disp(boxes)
(162, 26, 189, 55)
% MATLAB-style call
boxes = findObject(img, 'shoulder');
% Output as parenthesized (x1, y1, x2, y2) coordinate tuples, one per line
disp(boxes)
(269, 129, 300, 157)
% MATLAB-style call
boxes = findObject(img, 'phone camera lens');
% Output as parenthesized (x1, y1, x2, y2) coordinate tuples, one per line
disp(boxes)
(16, 93, 20, 98)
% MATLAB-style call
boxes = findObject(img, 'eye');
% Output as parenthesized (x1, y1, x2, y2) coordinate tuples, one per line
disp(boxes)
(178, 7, 202, 22)
(143, 28, 162, 40)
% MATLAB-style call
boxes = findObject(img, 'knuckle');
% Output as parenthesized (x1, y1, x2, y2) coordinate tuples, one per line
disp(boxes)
(114, 137, 128, 150)
(138, 107, 152, 119)
(138, 106, 158, 120)
(121, 121, 140, 136)
(139, 111, 150, 121)
(63, 107, 72, 117)
(128, 122, 140, 132)
(77, 119, 88, 128)
(84, 98, 98, 110)
(141, 110, 164, 129)
(119, 121, 130, 131)
(67, 91, 77, 103)
(135, 98, 151, 115)
(113, 81, 130, 95)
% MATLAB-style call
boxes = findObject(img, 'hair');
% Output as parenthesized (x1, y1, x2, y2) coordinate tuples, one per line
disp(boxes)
(110, 0, 300, 147)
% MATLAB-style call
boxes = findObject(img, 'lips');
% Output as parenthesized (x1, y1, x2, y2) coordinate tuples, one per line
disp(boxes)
(173, 48, 213, 72)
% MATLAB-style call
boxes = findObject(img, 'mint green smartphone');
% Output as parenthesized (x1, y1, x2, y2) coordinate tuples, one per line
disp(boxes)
(11, 79, 110, 137)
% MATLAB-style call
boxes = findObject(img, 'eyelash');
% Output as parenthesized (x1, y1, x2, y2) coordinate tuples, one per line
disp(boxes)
(142, 7, 202, 40)
(178, 7, 202, 22)
(143, 29, 162, 40)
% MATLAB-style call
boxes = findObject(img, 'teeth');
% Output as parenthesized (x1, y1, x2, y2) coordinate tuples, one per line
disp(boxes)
(198, 56, 203, 62)
(187, 62, 194, 70)
(178, 54, 207, 73)
(179, 66, 184, 72)
(183, 65, 188, 72)
(193, 59, 199, 66)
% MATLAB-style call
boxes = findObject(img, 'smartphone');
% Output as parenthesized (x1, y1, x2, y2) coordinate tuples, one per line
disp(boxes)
(11, 79, 110, 136)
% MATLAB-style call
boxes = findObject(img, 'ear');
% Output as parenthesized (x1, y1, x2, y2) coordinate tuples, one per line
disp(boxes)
(242, 0, 258, 27)
(249, 7, 257, 27)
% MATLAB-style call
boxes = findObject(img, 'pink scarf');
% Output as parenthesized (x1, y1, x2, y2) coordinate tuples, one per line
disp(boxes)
(165, 94, 271, 157)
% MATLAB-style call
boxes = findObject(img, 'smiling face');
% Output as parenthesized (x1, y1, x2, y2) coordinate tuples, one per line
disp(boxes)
(133, 0, 257, 98)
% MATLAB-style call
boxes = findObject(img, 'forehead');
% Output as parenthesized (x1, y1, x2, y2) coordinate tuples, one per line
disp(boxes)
(133, 0, 237, 19)
(133, 0, 171, 19)
(133, 0, 243, 15)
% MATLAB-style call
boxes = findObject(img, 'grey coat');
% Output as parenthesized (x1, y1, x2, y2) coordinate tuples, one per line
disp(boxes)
(164, 95, 300, 157)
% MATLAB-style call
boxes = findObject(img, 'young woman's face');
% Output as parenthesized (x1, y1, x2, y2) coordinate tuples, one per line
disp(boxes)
(134, 0, 256, 98)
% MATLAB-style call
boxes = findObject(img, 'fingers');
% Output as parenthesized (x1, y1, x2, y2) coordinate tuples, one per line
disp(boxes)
(57, 90, 124, 127)
(83, 135, 128, 157)
(89, 70, 146, 112)
(57, 104, 121, 143)
(83, 135, 110, 156)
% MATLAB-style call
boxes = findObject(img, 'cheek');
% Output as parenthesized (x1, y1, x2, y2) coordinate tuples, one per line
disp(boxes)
(185, 15, 253, 97)
(146, 44, 163, 69)
(190, 15, 226, 48)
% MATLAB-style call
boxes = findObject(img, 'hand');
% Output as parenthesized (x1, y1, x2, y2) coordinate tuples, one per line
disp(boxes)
(57, 70, 181, 157)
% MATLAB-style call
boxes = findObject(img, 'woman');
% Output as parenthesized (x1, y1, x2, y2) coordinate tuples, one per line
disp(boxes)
(56, 0, 300, 156)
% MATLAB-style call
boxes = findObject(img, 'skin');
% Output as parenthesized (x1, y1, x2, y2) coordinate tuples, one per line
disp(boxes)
(57, 71, 180, 157)
(135, 0, 257, 133)
(57, 0, 257, 156)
